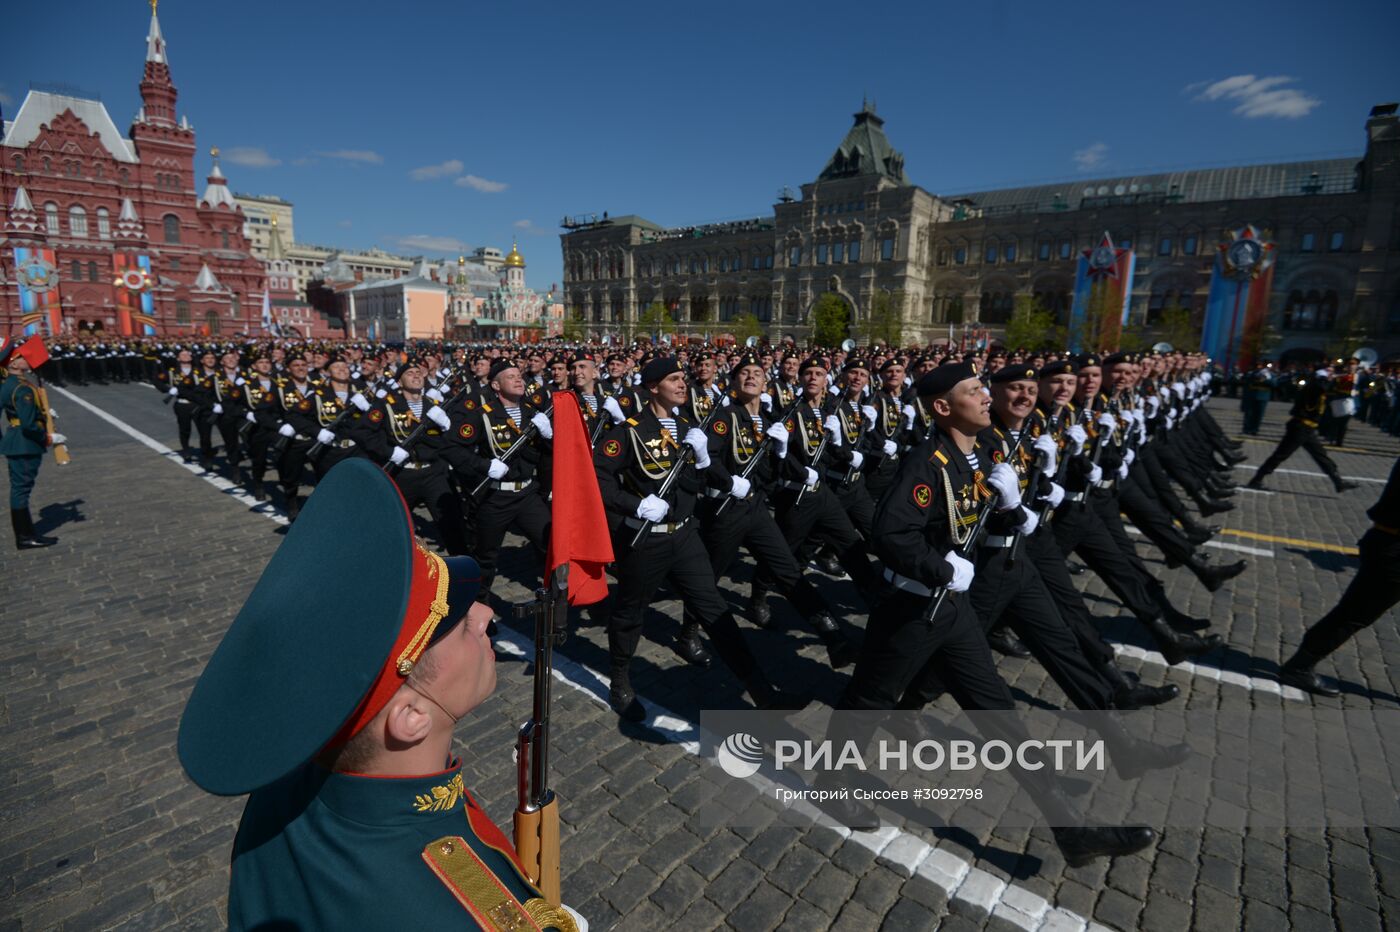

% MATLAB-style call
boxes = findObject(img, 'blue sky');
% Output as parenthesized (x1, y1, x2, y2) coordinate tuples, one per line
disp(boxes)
(5, 0, 1396, 291)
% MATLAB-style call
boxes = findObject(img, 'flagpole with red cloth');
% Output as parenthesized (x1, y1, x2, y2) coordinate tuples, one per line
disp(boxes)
(545, 390, 614, 605)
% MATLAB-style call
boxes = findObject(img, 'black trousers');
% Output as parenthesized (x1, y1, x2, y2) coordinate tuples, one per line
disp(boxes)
(392, 463, 471, 556)
(1135, 447, 1197, 525)
(864, 457, 900, 504)
(1254, 420, 1343, 483)
(474, 484, 551, 592)
(278, 439, 314, 498)
(1117, 468, 1196, 565)
(1021, 526, 1117, 667)
(771, 484, 878, 594)
(174, 402, 213, 457)
(831, 478, 876, 541)
(1297, 529, 1400, 660)
(695, 493, 826, 620)
(607, 522, 757, 680)
(1052, 493, 1163, 621)
(247, 427, 275, 484)
(215, 411, 246, 465)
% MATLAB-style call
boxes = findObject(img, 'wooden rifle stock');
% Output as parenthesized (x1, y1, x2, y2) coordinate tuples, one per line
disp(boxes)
(35, 383, 70, 465)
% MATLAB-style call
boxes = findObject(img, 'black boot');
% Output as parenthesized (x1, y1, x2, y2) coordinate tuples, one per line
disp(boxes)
(608, 666, 647, 722)
(1189, 557, 1247, 592)
(1054, 826, 1159, 868)
(809, 612, 856, 669)
(814, 548, 845, 578)
(1279, 650, 1342, 697)
(812, 771, 880, 830)
(1162, 603, 1210, 632)
(285, 494, 301, 522)
(987, 626, 1032, 658)
(748, 586, 772, 629)
(1333, 477, 1359, 493)
(1104, 718, 1192, 780)
(1182, 523, 1219, 546)
(1245, 472, 1268, 491)
(12, 509, 56, 550)
(675, 621, 712, 667)
(250, 479, 268, 503)
(1192, 492, 1235, 516)
(743, 672, 809, 712)
(1143, 614, 1223, 665)
(1101, 663, 1180, 709)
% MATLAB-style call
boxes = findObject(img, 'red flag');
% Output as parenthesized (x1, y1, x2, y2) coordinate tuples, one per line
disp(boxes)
(15, 335, 50, 369)
(546, 391, 614, 605)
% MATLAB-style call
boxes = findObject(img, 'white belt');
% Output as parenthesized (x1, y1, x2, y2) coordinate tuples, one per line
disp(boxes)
(1093, 479, 1115, 489)
(1066, 491, 1086, 502)
(294, 433, 312, 442)
(883, 567, 933, 597)
(334, 439, 357, 449)
(825, 468, 861, 483)
(400, 461, 433, 471)
(703, 488, 752, 501)
(779, 479, 819, 492)
(623, 515, 690, 534)
(490, 478, 533, 492)
(982, 535, 1014, 549)
(175, 398, 192, 405)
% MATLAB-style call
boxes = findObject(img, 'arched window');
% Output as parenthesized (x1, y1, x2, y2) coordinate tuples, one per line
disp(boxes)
(45, 203, 60, 235)
(72, 260, 83, 282)
(206, 310, 222, 335)
(87, 261, 99, 283)
(69, 206, 88, 238)
(980, 291, 1015, 323)
(1283, 289, 1338, 330)
(11, 155, 22, 172)
(221, 229, 230, 249)
(176, 299, 191, 324)
(984, 239, 998, 265)
(163, 214, 181, 244)
(96, 207, 111, 239)
(849, 238, 861, 262)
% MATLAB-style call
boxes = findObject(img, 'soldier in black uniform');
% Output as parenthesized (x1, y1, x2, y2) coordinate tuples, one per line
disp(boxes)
(822, 362, 1158, 865)
(381, 359, 470, 556)
(1279, 456, 1400, 696)
(212, 349, 249, 478)
(819, 357, 879, 541)
(241, 351, 282, 502)
(1247, 371, 1360, 493)
(273, 356, 321, 519)
(688, 352, 856, 668)
(567, 351, 621, 446)
(156, 348, 216, 466)
(442, 360, 553, 600)
(594, 357, 805, 721)
(865, 357, 912, 502)
(687, 351, 725, 423)
(309, 358, 382, 479)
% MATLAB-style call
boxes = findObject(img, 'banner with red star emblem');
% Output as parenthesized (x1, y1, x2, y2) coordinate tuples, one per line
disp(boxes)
(1067, 232, 1135, 352)
(1201, 225, 1276, 371)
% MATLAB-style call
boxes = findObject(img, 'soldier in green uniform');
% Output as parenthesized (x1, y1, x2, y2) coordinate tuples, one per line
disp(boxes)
(1, 339, 61, 549)
(178, 460, 582, 931)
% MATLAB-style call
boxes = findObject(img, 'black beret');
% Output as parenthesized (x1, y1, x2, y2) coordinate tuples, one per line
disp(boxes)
(1101, 352, 1132, 368)
(989, 365, 1040, 384)
(488, 359, 520, 381)
(640, 356, 682, 384)
(798, 355, 829, 373)
(780, 350, 801, 362)
(1072, 354, 1102, 369)
(567, 351, 595, 367)
(878, 357, 904, 373)
(730, 351, 763, 380)
(692, 351, 714, 364)
(1038, 359, 1077, 378)
(843, 356, 871, 373)
(395, 358, 425, 380)
(916, 361, 978, 398)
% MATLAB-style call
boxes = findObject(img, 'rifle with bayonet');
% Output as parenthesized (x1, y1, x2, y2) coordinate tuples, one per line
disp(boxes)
(384, 378, 473, 476)
(469, 402, 556, 498)
(628, 400, 726, 546)
(714, 395, 804, 517)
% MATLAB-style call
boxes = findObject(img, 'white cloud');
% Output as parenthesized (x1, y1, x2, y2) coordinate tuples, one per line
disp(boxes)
(1187, 74, 1320, 119)
(513, 219, 551, 236)
(455, 174, 508, 193)
(0, 86, 14, 107)
(316, 149, 384, 164)
(392, 234, 474, 254)
(410, 159, 464, 181)
(338, 219, 353, 229)
(223, 146, 281, 168)
(1073, 142, 1108, 172)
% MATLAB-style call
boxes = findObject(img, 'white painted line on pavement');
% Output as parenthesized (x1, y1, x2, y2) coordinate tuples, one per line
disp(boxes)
(1121, 524, 1273, 558)
(1233, 463, 1385, 484)
(51, 386, 289, 526)
(61, 387, 1106, 932)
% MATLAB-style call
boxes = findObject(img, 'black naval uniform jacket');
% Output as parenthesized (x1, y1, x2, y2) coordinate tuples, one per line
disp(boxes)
(277, 380, 322, 440)
(213, 368, 249, 416)
(573, 387, 610, 443)
(819, 394, 875, 485)
(242, 375, 284, 432)
(702, 400, 799, 502)
(311, 383, 384, 458)
(442, 396, 550, 486)
(1288, 379, 1329, 429)
(594, 406, 704, 532)
(156, 365, 213, 409)
(379, 391, 448, 466)
(688, 382, 725, 424)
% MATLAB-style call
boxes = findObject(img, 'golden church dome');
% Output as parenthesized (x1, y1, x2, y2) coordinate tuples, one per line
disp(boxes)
(504, 241, 525, 268)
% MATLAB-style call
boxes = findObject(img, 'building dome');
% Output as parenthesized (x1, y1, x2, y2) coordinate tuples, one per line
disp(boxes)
(504, 241, 525, 268)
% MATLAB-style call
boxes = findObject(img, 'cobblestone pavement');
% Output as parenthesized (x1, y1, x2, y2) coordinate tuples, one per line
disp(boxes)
(3, 384, 1399, 931)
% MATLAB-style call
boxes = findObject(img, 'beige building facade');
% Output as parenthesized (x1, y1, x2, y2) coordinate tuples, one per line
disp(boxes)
(561, 102, 1400, 359)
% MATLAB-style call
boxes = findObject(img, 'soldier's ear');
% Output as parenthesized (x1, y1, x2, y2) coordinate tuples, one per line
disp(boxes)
(383, 689, 434, 747)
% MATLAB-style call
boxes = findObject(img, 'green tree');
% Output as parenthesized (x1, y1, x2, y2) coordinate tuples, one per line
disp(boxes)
(637, 300, 671, 340)
(731, 312, 763, 345)
(1156, 305, 1201, 353)
(561, 308, 587, 342)
(865, 290, 905, 347)
(1324, 306, 1371, 362)
(1002, 295, 1056, 351)
(810, 292, 851, 347)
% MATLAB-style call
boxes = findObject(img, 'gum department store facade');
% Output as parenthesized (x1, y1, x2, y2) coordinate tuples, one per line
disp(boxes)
(561, 102, 1400, 359)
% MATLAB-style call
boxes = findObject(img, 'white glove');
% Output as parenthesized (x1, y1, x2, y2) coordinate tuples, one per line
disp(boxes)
(882, 439, 898, 457)
(426, 388, 444, 403)
(902, 404, 916, 429)
(684, 427, 710, 468)
(531, 411, 553, 439)
(389, 446, 410, 465)
(488, 458, 509, 480)
(50, 433, 67, 446)
(1159, 387, 1171, 401)
(765, 422, 789, 456)
(759, 392, 772, 406)
(1118, 462, 1130, 480)
(1032, 433, 1058, 471)
(1136, 423, 1148, 446)
(235, 377, 246, 386)
(316, 428, 336, 445)
(1087, 463, 1103, 484)
(729, 475, 752, 499)
(245, 412, 257, 423)
(1016, 509, 1040, 536)
(823, 415, 843, 447)
(278, 423, 295, 438)
(375, 387, 389, 399)
(804, 467, 819, 489)
(987, 462, 1022, 510)
(1172, 382, 1186, 399)
(848, 451, 864, 471)
(1146, 396, 1161, 417)
(604, 396, 626, 423)
(861, 405, 878, 424)
(943, 550, 975, 593)
(1123, 448, 1136, 467)
(1096, 412, 1117, 432)
(350, 392, 370, 412)
(168, 387, 180, 397)
(636, 494, 669, 522)
(1066, 424, 1088, 454)
(427, 406, 451, 429)
(1039, 481, 1066, 509)
(1165, 411, 1177, 429)
(213, 404, 224, 415)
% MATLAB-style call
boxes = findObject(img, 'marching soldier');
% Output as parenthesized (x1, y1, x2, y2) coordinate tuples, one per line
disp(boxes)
(819, 357, 879, 540)
(688, 351, 725, 422)
(156, 348, 217, 467)
(241, 351, 282, 502)
(309, 358, 382, 478)
(865, 357, 913, 502)
(274, 356, 322, 519)
(1247, 369, 1360, 493)
(212, 349, 250, 478)
(2, 339, 63, 549)
(567, 351, 622, 445)
(593, 357, 806, 721)
(381, 360, 470, 556)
